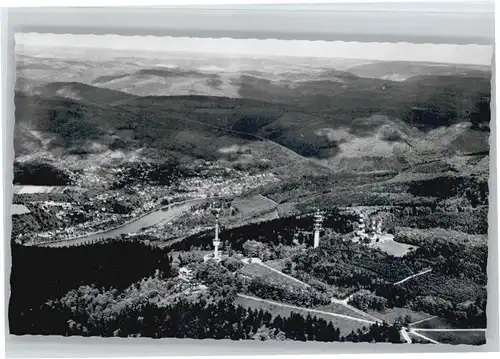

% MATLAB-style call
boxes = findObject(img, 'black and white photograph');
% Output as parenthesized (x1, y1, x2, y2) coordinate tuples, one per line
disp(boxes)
(8, 30, 492, 345)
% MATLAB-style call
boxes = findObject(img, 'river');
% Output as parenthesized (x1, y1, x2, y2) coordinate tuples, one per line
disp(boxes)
(39, 198, 208, 248)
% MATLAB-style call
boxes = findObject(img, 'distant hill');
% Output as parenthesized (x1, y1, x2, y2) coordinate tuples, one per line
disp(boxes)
(14, 77, 490, 170)
(16, 81, 137, 106)
(13, 55, 491, 177)
(347, 61, 491, 81)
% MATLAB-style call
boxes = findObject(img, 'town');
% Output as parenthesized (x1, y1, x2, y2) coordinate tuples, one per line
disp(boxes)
(11, 161, 279, 245)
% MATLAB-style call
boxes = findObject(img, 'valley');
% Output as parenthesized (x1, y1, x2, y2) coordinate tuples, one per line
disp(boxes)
(9, 48, 490, 345)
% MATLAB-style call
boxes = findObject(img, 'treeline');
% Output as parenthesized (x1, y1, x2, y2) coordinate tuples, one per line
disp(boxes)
(407, 175, 488, 206)
(194, 261, 329, 308)
(286, 233, 487, 330)
(401, 209, 488, 235)
(45, 104, 103, 145)
(370, 237, 487, 328)
(348, 290, 388, 312)
(394, 227, 486, 248)
(10, 245, 402, 342)
(374, 205, 488, 235)
(9, 240, 175, 335)
(168, 210, 355, 253)
(416, 241, 487, 285)
(246, 277, 329, 308)
(13, 160, 73, 186)
(470, 94, 491, 132)
(288, 237, 428, 292)
(375, 283, 486, 329)
(29, 295, 401, 342)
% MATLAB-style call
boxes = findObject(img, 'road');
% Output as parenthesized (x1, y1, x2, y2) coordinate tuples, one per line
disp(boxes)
(253, 261, 382, 323)
(248, 261, 489, 344)
(394, 268, 433, 285)
(400, 329, 412, 344)
(408, 330, 441, 344)
(413, 328, 486, 332)
(331, 296, 382, 323)
(409, 315, 438, 327)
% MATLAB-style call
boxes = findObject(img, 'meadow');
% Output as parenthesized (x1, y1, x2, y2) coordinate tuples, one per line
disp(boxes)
(234, 295, 369, 336)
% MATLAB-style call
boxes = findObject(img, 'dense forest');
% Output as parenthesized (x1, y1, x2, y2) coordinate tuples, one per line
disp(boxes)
(286, 237, 429, 295)
(407, 175, 488, 206)
(168, 210, 356, 253)
(13, 160, 74, 186)
(283, 233, 487, 329)
(32, 294, 401, 342)
(9, 239, 402, 342)
(9, 240, 175, 334)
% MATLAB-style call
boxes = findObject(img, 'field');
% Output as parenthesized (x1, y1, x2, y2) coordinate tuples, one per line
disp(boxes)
(225, 194, 280, 227)
(234, 295, 369, 335)
(411, 316, 461, 330)
(11, 204, 31, 215)
(253, 210, 280, 222)
(13, 185, 78, 194)
(316, 303, 376, 322)
(239, 263, 308, 289)
(413, 330, 486, 345)
(232, 194, 278, 217)
(366, 306, 434, 325)
(369, 238, 416, 257)
(264, 259, 286, 271)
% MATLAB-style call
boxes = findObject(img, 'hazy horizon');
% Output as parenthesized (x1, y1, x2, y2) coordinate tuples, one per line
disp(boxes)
(16, 33, 493, 66)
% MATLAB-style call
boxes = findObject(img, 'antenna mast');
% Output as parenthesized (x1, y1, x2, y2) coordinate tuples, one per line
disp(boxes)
(313, 208, 324, 248)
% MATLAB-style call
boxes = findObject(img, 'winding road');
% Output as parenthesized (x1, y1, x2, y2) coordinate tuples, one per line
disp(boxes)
(245, 261, 486, 344)
(253, 261, 382, 323)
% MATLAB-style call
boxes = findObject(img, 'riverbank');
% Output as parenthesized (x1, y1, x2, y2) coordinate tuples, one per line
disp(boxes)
(32, 196, 221, 248)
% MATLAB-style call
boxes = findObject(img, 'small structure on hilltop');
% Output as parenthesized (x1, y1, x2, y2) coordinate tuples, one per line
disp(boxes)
(352, 212, 385, 244)
(355, 213, 367, 240)
(178, 267, 194, 282)
(313, 209, 325, 248)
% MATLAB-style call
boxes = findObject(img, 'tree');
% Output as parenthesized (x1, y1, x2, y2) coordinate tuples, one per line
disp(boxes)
(221, 257, 244, 272)
(283, 260, 293, 274)
(348, 290, 388, 311)
(470, 95, 490, 131)
(242, 240, 267, 259)
(273, 315, 284, 331)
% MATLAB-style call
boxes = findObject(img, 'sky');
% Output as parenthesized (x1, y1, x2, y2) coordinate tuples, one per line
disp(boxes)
(15, 33, 493, 66)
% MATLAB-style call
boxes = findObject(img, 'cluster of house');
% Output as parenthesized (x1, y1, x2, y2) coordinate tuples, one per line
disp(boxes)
(12, 159, 283, 246)
(178, 173, 279, 199)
